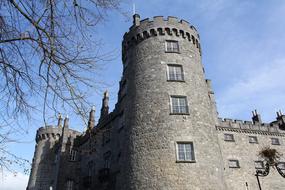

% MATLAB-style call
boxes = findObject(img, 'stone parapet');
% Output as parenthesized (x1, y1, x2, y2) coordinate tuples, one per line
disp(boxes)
(217, 117, 285, 135)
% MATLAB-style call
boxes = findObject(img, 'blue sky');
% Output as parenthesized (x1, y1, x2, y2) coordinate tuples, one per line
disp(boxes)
(3, 0, 285, 188)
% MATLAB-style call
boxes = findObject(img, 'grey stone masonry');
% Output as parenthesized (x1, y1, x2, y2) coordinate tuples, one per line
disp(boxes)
(216, 114, 285, 190)
(27, 14, 285, 190)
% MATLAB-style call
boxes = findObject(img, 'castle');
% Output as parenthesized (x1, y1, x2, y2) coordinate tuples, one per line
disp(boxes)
(27, 14, 285, 190)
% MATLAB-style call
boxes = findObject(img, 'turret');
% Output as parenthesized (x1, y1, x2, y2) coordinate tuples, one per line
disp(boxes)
(87, 106, 95, 130)
(99, 90, 109, 121)
(60, 116, 70, 152)
(57, 113, 63, 128)
(133, 14, 140, 26)
(63, 115, 69, 128)
(116, 14, 226, 190)
(27, 125, 62, 190)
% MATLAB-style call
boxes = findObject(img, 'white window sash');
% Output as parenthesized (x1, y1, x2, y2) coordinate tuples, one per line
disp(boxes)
(177, 143, 194, 161)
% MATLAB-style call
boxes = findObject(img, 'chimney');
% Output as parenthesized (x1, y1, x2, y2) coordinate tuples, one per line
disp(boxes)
(276, 110, 285, 130)
(252, 110, 262, 124)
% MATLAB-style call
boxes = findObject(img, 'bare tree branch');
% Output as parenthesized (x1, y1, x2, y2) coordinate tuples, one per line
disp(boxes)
(0, 0, 125, 173)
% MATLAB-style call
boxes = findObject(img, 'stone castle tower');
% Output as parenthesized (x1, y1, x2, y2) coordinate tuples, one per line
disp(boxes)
(27, 14, 285, 190)
(120, 14, 225, 189)
(27, 116, 81, 190)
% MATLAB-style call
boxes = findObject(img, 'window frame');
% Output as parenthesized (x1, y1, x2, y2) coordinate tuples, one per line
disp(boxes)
(249, 136, 258, 144)
(167, 64, 184, 82)
(176, 142, 196, 163)
(170, 95, 189, 115)
(165, 40, 180, 53)
(69, 149, 77, 162)
(271, 137, 280, 145)
(104, 151, 111, 169)
(228, 159, 240, 168)
(277, 162, 285, 170)
(254, 161, 264, 169)
(224, 134, 235, 142)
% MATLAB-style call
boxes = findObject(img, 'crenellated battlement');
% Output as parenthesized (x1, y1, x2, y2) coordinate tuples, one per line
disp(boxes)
(122, 15, 201, 58)
(36, 126, 61, 143)
(217, 117, 285, 136)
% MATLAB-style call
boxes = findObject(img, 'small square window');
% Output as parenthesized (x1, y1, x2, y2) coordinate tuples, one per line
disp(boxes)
(167, 65, 184, 81)
(277, 162, 285, 170)
(229, 160, 240, 168)
(224, 134, 235, 142)
(249, 136, 258, 144)
(176, 142, 195, 162)
(254, 161, 264, 169)
(165, 40, 179, 53)
(271, 138, 280, 145)
(170, 96, 189, 114)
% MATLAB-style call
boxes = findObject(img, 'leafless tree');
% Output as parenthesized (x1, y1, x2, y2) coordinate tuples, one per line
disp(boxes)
(0, 0, 124, 173)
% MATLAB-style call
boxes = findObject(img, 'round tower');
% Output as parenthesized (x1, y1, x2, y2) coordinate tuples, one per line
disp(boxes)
(27, 126, 61, 190)
(120, 15, 226, 189)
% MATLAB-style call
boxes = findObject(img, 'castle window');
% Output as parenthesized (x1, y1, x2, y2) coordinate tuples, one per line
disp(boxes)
(69, 149, 77, 161)
(176, 142, 195, 162)
(254, 161, 264, 169)
(66, 180, 74, 190)
(88, 161, 94, 176)
(104, 151, 111, 169)
(54, 153, 59, 163)
(170, 96, 189, 114)
(167, 65, 184, 81)
(249, 136, 258, 144)
(271, 138, 280, 145)
(228, 160, 240, 168)
(103, 130, 110, 145)
(277, 162, 285, 170)
(224, 134, 235, 142)
(165, 40, 179, 53)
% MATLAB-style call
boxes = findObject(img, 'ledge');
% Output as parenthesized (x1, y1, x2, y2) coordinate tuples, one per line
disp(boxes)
(170, 112, 190, 115)
(176, 160, 196, 163)
(216, 126, 285, 136)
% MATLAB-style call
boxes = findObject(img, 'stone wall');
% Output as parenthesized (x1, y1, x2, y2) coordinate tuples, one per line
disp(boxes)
(217, 119, 285, 190)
